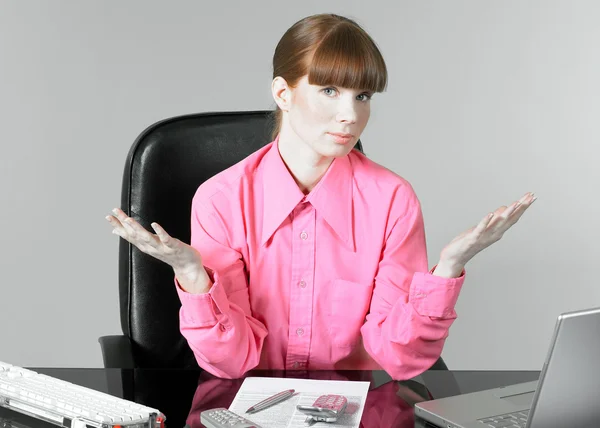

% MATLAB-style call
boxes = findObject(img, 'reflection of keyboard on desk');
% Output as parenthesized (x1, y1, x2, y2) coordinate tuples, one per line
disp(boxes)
(0, 361, 165, 428)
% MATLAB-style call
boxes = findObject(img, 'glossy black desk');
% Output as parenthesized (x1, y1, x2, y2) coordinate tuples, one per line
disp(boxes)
(0, 368, 540, 428)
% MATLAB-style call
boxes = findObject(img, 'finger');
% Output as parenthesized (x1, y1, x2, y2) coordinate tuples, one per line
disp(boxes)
(119, 216, 137, 236)
(518, 192, 534, 204)
(502, 201, 521, 218)
(481, 193, 536, 239)
(105, 214, 121, 227)
(151, 222, 174, 246)
(111, 208, 129, 222)
(519, 192, 537, 207)
(489, 201, 521, 232)
(487, 205, 507, 228)
(110, 208, 136, 235)
(123, 216, 160, 245)
(107, 217, 131, 241)
(111, 228, 124, 238)
(497, 194, 537, 233)
(509, 192, 535, 211)
(473, 212, 494, 236)
(493, 205, 508, 215)
(505, 201, 531, 225)
(493, 193, 533, 224)
(507, 193, 537, 218)
(105, 215, 128, 236)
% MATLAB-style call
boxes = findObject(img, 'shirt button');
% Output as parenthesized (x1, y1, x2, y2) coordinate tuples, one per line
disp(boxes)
(300, 231, 308, 240)
(299, 280, 306, 288)
(296, 328, 304, 336)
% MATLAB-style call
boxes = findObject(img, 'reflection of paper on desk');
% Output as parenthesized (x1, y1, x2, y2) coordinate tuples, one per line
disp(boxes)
(228, 377, 370, 428)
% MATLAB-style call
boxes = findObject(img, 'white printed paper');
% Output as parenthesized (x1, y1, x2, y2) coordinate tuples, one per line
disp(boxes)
(228, 377, 370, 428)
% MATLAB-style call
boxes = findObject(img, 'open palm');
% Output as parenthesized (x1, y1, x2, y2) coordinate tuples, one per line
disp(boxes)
(440, 192, 537, 267)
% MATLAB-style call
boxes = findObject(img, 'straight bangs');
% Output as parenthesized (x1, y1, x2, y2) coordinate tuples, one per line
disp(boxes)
(306, 23, 387, 93)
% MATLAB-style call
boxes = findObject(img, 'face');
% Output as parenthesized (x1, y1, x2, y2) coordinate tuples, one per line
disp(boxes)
(274, 75, 373, 158)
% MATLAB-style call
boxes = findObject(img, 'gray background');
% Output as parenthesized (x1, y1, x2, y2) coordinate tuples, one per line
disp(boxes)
(1, 0, 598, 370)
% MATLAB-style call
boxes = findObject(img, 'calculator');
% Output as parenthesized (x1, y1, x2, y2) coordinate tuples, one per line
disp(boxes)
(199, 408, 263, 428)
(296, 394, 348, 424)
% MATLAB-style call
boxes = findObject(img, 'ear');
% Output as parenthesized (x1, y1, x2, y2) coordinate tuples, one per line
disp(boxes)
(272, 76, 291, 111)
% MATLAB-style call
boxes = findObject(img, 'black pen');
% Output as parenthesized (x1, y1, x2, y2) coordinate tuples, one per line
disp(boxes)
(245, 389, 296, 414)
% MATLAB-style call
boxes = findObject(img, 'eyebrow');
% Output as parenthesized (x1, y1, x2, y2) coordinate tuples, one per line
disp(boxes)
(321, 85, 374, 94)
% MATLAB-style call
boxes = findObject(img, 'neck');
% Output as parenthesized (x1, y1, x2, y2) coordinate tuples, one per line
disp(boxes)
(276, 128, 333, 194)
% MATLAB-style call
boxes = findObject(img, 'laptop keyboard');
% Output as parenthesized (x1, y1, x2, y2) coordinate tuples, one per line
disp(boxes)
(478, 409, 529, 428)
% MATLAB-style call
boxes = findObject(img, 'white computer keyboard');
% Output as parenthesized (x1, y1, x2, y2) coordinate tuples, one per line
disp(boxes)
(0, 361, 165, 428)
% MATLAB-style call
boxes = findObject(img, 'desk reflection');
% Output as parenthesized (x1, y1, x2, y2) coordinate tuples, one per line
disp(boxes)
(186, 370, 433, 428)
(0, 368, 540, 428)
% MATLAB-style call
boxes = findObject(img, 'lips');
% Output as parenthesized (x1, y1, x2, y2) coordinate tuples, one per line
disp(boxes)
(328, 132, 354, 138)
(328, 132, 354, 145)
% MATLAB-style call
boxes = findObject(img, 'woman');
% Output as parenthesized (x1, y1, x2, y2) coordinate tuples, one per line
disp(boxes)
(106, 13, 536, 380)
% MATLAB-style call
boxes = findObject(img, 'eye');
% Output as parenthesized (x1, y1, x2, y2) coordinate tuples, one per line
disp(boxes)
(322, 87, 373, 101)
(357, 93, 373, 102)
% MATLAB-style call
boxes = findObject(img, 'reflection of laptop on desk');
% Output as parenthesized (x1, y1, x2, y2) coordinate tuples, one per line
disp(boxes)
(415, 306, 600, 428)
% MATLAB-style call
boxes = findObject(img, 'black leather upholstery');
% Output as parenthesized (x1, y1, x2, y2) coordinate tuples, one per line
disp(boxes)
(99, 110, 361, 369)
(98, 110, 451, 373)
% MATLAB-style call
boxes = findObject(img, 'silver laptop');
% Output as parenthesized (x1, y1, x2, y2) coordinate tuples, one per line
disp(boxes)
(414, 306, 600, 428)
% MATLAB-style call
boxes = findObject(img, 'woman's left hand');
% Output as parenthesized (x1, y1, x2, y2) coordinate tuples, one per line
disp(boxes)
(439, 192, 537, 270)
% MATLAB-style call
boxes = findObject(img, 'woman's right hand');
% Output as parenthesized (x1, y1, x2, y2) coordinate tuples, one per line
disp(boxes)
(105, 208, 212, 293)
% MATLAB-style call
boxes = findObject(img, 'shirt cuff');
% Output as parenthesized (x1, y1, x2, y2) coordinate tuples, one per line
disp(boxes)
(409, 268, 465, 318)
(174, 271, 231, 326)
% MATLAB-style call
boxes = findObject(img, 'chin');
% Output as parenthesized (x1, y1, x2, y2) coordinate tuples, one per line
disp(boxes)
(312, 135, 353, 157)
(315, 144, 353, 158)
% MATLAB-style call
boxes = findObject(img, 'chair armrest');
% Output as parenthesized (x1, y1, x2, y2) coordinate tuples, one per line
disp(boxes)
(418, 356, 461, 398)
(98, 335, 135, 369)
(429, 356, 448, 370)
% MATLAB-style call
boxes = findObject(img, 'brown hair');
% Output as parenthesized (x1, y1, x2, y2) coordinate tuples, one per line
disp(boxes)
(269, 13, 388, 140)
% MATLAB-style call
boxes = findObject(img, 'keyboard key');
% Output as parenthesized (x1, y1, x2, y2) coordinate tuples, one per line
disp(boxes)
(0, 360, 165, 428)
(479, 411, 528, 428)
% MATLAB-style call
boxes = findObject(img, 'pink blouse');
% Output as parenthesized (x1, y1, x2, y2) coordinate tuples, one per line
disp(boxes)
(175, 135, 465, 379)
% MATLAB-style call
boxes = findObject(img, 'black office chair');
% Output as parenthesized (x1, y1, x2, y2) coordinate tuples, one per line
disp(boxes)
(98, 110, 450, 372)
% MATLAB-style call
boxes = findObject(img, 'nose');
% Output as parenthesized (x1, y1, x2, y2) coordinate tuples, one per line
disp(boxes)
(336, 99, 358, 124)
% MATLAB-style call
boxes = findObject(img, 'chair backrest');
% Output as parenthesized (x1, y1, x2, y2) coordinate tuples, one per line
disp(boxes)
(119, 110, 364, 368)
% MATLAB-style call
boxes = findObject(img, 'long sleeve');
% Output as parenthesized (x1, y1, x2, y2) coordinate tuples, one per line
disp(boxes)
(360, 188, 465, 380)
(176, 196, 268, 379)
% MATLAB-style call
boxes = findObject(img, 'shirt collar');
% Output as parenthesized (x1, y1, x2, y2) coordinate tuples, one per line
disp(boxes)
(260, 135, 355, 251)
